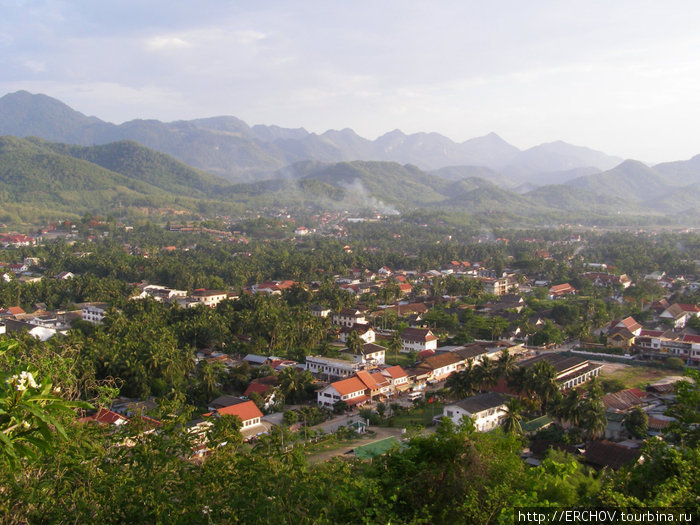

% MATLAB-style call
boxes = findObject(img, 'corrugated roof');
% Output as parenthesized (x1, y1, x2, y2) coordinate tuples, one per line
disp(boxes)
(450, 392, 507, 414)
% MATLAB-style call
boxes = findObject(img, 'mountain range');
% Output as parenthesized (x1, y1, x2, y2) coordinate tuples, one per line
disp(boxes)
(1, 91, 699, 226)
(0, 91, 623, 184)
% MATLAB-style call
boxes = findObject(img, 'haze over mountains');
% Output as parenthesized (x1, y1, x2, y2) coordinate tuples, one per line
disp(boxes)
(0, 91, 624, 184)
(1, 90, 699, 224)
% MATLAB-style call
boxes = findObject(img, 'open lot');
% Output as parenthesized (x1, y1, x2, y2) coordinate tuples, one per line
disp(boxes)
(596, 361, 684, 389)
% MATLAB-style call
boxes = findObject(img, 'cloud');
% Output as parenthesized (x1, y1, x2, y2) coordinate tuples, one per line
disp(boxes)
(145, 36, 192, 51)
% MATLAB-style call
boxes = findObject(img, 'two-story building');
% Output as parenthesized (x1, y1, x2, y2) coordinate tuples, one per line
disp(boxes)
(442, 392, 508, 431)
(333, 308, 367, 328)
(400, 327, 438, 353)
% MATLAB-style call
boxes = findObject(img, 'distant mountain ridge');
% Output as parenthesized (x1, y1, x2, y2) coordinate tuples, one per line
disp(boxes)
(0, 90, 623, 184)
(1, 133, 700, 226)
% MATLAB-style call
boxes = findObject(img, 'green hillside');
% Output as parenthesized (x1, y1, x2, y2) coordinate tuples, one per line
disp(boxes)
(28, 138, 229, 198)
(0, 136, 237, 222)
(565, 160, 670, 202)
(525, 184, 644, 214)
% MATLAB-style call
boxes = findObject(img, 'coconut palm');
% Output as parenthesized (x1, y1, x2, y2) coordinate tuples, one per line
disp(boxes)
(387, 332, 402, 360)
(507, 365, 528, 395)
(345, 329, 363, 355)
(580, 397, 607, 440)
(475, 357, 498, 391)
(553, 388, 583, 427)
(526, 361, 561, 414)
(496, 348, 518, 380)
(446, 368, 477, 399)
(502, 397, 524, 435)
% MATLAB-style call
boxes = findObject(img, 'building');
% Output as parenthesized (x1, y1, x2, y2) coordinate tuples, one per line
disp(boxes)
(659, 303, 700, 329)
(190, 289, 228, 308)
(81, 303, 109, 325)
(333, 308, 367, 328)
(380, 365, 410, 391)
(517, 353, 603, 390)
(310, 304, 331, 318)
(340, 342, 386, 366)
(400, 327, 438, 353)
(339, 325, 376, 344)
(316, 376, 368, 408)
(442, 392, 508, 431)
(306, 355, 365, 380)
(548, 283, 576, 299)
(417, 352, 464, 381)
(204, 400, 263, 432)
(481, 274, 519, 296)
(635, 330, 700, 367)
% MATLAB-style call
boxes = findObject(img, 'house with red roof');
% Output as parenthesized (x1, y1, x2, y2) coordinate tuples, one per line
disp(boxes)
(317, 376, 368, 408)
(380, 365, 409, 391)
(606, 316, 643, 348)
(0, 306, 26, 317)
(78, 408, 128, 426)
(204, 400, 263, 431)
(548, 283, 576, 299)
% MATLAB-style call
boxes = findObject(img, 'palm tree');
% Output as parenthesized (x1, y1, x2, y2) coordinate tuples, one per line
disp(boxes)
(279, 367, 312, 404)
(526, 361, 561, 414)
(446, 368, 477, 399)
(580, 397, 607, 440)
(580, 379, 607, 439)
(345, 329, 363, 355)
(387, 332, 402, 361)
(502, 397, 524, 435)
(496, 349, 518, 381)
(553, 388, 583, 427)
(475, 357, 498, 391)
(507, 365, 528, 395)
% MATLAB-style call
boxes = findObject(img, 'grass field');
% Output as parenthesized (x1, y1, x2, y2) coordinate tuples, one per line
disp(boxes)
(384, 352, 416, 368)
(598, 362, 683, 389)
(386, 403, 443, 428)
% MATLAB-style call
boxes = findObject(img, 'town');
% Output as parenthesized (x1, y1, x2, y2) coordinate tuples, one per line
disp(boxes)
(1, 214, 698, 521)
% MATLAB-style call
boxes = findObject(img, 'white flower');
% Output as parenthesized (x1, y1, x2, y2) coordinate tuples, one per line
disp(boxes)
(21, 421, 30, 429)
(19, 371, 39, 389)
(6, 371, 40, 392)
(202, 506, 211, 515)
(53, 386, 61, 394)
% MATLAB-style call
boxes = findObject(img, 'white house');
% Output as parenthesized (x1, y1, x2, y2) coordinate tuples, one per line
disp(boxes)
(310, 304, 331, 318)
(417, 352, 465, 381)
(190, 289, 228, 308)
(341, 342, 386, 366)
(204, 400, 264, 435)
(400, 327, 438, 353)
(333, 308, 367, 327)
(81, 303, 109, 325)
(306, 355, 364, 379)
(317, 376, 368, 408)
(659, 303, 700, 329)
(443, 392, 508, 432)
(339, 325, 376, 344)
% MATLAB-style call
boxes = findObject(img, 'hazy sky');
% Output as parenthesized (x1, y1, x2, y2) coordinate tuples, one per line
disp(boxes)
(2, 0, 699, 162)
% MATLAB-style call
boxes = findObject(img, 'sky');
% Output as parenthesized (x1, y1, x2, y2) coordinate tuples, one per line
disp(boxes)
(2, 0, 700, 163)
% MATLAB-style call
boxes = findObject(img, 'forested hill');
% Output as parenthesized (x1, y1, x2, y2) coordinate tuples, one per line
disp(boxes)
(26, 138, 230, 197)
(1, 134, 699, 226)
(0, 136, 237, 223)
